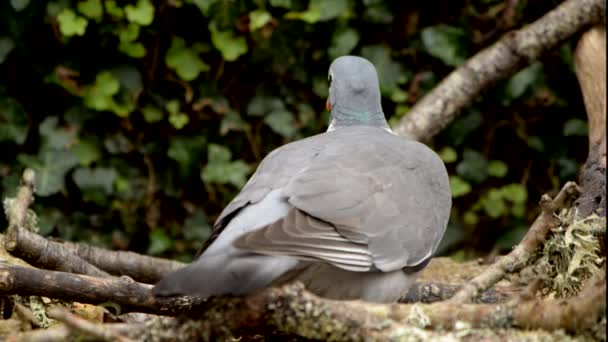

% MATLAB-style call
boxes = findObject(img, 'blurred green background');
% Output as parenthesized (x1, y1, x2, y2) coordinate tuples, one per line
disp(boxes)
(0, 0, 589, 262)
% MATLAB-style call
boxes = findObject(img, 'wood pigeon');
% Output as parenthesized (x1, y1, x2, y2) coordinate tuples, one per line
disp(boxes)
(153, 56, 451, 302)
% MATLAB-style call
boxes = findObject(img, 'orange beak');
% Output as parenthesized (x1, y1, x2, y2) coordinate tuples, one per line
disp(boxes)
(326, 98, 332, 111)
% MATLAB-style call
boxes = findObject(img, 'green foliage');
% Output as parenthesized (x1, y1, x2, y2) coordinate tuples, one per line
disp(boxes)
(57, 8, 88, 37)
(0, 37, 15, 64)
(249, 10, 272, 32)
(201, 144, 251, 188)
(209, 24, 247, 62)
(166, 38, 210, 81)
(0, 0, 589, 260)
(125, 0, 155, 26)
(449, 176, 472, 198)
(421, 25, 469, 66)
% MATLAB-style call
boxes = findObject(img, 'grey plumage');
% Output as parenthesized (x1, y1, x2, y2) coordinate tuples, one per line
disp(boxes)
(152, 56, 451, 302)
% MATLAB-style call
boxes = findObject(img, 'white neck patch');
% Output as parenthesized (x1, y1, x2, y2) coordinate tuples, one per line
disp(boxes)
(326, 119, 394, 134)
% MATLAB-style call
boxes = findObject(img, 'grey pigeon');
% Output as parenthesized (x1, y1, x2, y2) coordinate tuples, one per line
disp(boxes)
(153, 56, 451, 302)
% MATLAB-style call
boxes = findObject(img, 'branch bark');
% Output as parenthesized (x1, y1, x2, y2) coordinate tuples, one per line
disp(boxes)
(54, 240, 185, 284)
(574, 25, 607, 218)
(0, 262, 204, 316)
(393, 0, 606, 142)
(449, 181, 581, 303)
(140, 275, 605, 341)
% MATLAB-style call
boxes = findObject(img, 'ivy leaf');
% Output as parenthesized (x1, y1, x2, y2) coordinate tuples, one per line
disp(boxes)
(167, 135, 206, 176)
(118, 23, 140, 42)
(0, 97, 28, 144)
(18, 149, 79, 197)
(201, 144, 251, 188)
(329, 28, 359, 59)
(10, 0, 30, 11)
(0, 37, 16, 64)
(165, 100, 180, 114)
(220, 110, 251, 135)
(125, 0, 155, 26)
(438, 146, 458, 163)
(421, 25, 468, 66)
(563, 118, 588, 136)
(73, 167, 117, 194)
(191, 0, 219, 16)
(141, 105, 163, 123)
(456, 149, 488, 184)
(166, 37, 209, 81)
(480, 189, 507, 219)
(105, 0, 124, 18)
(500, 184, 527, 204)
(361, 45, 404, 95)
(72, 139, 102, 166)
(169, 112, 189, 129)
(249, 10, 272, 31)
(247, 96, 285, 116)
(57, 9, 88, 37)
(463, 211, 479, 226)
(446, 109, 482, 146)
(487, 160, 508, 178)
(182, 209, 211, 243)
(39, 116, 77, 149)
(206, 143, 231, 163)
(147, 229, 173, 255)
(269, 0, 292, 8)
(264, 109, 297, 138)
(527, 135, 544, 152)
(84, 71, 120, 111)
(286, 0, 351, 23)
(503, 62, 543, 102)
(77, 0, 103, 21)
(390, 89, 408, 103)
(209, 24, 248, 62)
(449, 175, 471, 198)
(119, 41, 146, 58)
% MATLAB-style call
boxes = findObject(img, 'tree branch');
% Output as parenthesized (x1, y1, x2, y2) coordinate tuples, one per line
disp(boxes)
(55, 239, 185, 284)
(574, 25, 607, 218)
(140, 275, 605, 341)
(393, 0, 606, 141)
(0, 262, 204, 316)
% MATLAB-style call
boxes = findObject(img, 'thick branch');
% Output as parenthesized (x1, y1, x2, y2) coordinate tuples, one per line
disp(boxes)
(393, 0, 606, 141)
(0, 262, 204, 316)
(449, 181, 581, 303)
(574, 25, 607, 218)
(144, 278, 605, 341)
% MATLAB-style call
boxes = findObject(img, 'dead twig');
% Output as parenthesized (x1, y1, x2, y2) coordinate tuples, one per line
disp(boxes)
(393, 0, 606, 141)
(5, 226, 111, 278)
(449, 181, 581, 303)
(55, 240, 185, 284)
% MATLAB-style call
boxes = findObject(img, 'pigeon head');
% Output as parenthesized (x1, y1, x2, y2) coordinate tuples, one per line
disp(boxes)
(326, 56, 389, 131)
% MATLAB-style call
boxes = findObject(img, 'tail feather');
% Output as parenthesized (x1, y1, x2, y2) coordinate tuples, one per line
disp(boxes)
(152, 250, 297, 297)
